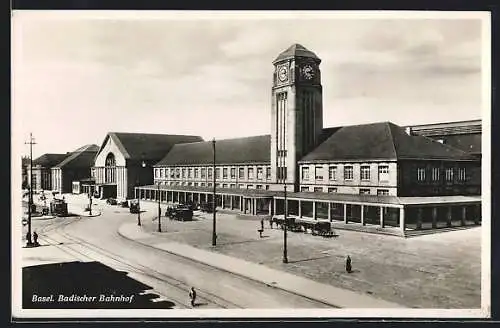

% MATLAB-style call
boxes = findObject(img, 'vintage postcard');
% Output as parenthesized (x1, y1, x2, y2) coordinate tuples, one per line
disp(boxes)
(11, 10, 491, 319)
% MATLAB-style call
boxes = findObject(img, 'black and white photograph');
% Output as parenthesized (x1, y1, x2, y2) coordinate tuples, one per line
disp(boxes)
(11, 10, 491, 319)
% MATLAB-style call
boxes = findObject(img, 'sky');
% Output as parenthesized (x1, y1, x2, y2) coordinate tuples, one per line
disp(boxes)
(12, 11, 487, 158)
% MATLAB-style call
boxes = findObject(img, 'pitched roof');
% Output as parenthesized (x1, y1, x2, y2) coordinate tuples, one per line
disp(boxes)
(155, 135, 271, 166)
(54, 144, 99, 169)
(97, 132, 203, 162)
(32, 153, 69, 168)
(300, 122, 476, 162)
(273, 43, 321, 63)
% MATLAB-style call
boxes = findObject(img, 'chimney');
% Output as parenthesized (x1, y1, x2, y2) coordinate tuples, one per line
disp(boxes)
(405, 127, 412, 135)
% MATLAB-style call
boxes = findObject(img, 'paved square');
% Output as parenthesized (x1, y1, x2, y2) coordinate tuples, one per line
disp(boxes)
(134, 203, 481, 309)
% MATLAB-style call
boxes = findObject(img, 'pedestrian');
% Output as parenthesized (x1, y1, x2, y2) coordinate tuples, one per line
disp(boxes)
(269, 217, 274, 229)
(33, 231, 39, 246)
(260, 218, 264, 231)
(189, 287, 197, 307)
(346, 255, 352, 273)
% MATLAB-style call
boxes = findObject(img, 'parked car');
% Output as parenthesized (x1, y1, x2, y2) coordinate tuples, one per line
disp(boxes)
(50, 199, 68, 217)
(119, 200, 129, 208)
(200, 202, 214, 213)
(165, 205, 194, 221)
(106, 198, 117, 205)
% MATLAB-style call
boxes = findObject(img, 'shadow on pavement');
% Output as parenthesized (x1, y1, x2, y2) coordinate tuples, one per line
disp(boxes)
(23, 261, 176, 309)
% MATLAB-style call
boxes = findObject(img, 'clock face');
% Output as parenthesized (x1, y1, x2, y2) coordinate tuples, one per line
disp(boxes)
(302, 64, 314, 80)
(278, 66, 288, 82)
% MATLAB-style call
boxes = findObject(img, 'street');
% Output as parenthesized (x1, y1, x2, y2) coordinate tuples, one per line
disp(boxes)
(21, 194, 331, 309)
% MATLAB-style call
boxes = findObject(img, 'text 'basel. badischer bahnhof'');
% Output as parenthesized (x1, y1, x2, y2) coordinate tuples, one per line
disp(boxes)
(27, 44, 482, 236)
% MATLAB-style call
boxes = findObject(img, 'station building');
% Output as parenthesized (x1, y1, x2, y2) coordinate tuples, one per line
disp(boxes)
(28, 153, 69, 192)
(135, 43, 481, 236)
(51, 144, 99, 194)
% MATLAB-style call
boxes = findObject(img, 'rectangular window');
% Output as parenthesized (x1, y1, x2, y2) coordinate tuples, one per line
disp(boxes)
(257, 167, 263, 180)
(170, 169, 174, 178)
(208, 168, 213, 179)
(201, 168, 206, 178)
(256, 185, 263, 190)
(359, 189, 370, 195)
(194, 168, 199, 179)
(266, 167, 271, 179)
(182, 168, 186, 179)
(222, 184, 228, 188)
(458, 167, 466, 181)
(188, 182, 193, 186)
(239, 168, 245, 179)
(175, 168, 180, 179)
(216, 168, 221, 179)
(277, 167, 287, 180)
(328, 166, 337, 180)
(315, 166, 324, 180)
(360, 166, 370, 181)
(445, 168, 454, 181)
(377, 189, 389, 196)
(230, 184, 236, 188)
(417, 167, 426, 181)
(154, 169, 159, 178)
(231, 168, 236, 179)
(216, 183, 221, 188)
(302, 167, 310, 180)
(328, 187, 337, 193)
(194, 182, 198, 186)
(160, 169, 164, 178)
(238, 184, 244, 189)
(207, 182, 212, 187)
(313, 187, 323, 192)
(300, 186, 310, 192)
(188, 168, 193, 178)
(265, 185, 270, 190)
(344, 166, 353, 180)
(432, 167, 440, 181)
(201, 182, 205, 187)
(378, 165, 389, 182)
(223, 168, 228, 179)
(248, 168, 254, 179)
(247, 185, 254, 189)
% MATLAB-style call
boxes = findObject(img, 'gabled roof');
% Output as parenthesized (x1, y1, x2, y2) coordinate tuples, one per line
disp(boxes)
(97, 132, 203, 162)
(273, 43, 321, 64)
(53, 144, 99, 169)
(155, 135, 271, 166)
(32, 153, 69, 168)
(300, 122, 476, 163)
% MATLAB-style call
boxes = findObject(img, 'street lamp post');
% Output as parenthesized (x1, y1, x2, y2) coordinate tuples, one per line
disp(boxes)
(137, 159, 146, 226)
(88, 189, 93, 216)
(25, 133, 36, 248)
(157, 182, 162, 232)
(283, 184, 288, 263)
(212, 138, 217, 246)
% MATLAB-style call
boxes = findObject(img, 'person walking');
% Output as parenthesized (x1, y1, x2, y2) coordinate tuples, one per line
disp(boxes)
(346, 255, 352, 273)
(189, 287, 197, 307)
(33, 231, 39, 246)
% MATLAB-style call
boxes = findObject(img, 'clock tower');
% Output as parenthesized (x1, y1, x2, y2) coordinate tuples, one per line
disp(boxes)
(270, 44, 323, 191)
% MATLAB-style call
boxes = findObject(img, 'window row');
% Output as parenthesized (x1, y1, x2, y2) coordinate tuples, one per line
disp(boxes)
(301, 165, 390, 182)
(155, 180, 270, 190)
(299, 186, 390, 195)
(154, 166, 272, 180)
(416, 167, 466, 182)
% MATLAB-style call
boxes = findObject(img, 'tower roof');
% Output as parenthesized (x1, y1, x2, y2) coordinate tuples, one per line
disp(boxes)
(273, 43, 320, 64)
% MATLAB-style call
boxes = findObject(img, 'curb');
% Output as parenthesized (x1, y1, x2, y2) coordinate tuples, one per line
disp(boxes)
(117, 223, 405, 309)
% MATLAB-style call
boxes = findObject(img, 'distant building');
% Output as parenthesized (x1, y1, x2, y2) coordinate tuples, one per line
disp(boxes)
(28, 153, 69, 192)
(91, 132, 203, 200)
(51, 144, 99, 194)
(21, 156, 30, 189)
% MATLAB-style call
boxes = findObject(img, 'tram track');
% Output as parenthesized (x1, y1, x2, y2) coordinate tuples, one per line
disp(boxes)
(37, 217, 243, 309)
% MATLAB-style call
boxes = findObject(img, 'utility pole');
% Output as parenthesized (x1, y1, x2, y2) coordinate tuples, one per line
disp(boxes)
(25, 133, 36, 247)
(283, 183, 288, 263)
(212, 138, 217, 246)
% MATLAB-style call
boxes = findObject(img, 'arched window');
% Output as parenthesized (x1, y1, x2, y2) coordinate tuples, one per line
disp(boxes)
(105, 153, 116, 183)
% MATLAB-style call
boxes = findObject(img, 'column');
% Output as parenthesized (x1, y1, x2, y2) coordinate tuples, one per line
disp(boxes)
(221, 195, 225, 208)
(447, 206, 452, 227)
(360, 205, 365, 226)
(417, 207, 423, 230)
(313, 201, 317, 220)
(242, 197, 246, 214)
(344, 203, 348, 224)
(273, 198, 276, 215)
(328, 202, 332, 222)
(253, 198, 257, 215)
(432, 207, 437, 228)
(461, 206, 466, 226)
(268, 200, 273, 215)
(379, 206, 384, 228)
(474, 204, 480, 225)
(399, 207, 405, 233)
(240, 196, 243, 211)
(298, 200, 302, 218)
(230, 196, 233, 210)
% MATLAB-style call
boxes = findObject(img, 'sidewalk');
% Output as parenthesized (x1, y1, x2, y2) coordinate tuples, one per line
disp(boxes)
(118, 222, 405, 309)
